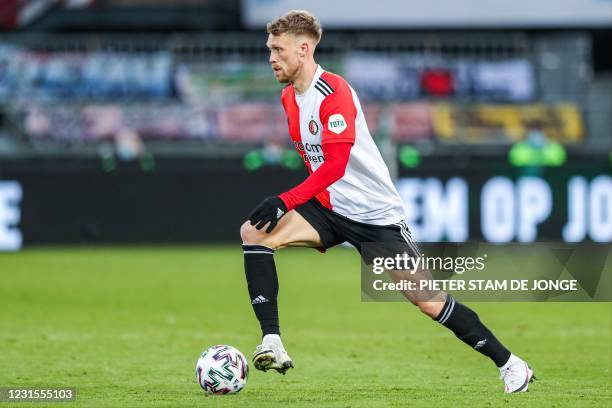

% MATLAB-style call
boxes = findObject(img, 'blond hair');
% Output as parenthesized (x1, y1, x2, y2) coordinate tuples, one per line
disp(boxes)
(266, 10, 322, 44)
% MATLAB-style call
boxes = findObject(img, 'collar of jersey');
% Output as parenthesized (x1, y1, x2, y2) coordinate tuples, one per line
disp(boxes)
(295, 65, 324, 98)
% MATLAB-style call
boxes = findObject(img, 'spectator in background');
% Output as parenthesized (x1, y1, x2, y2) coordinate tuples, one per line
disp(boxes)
(114, 127, 146, 162)
(24, 106, 51, 138)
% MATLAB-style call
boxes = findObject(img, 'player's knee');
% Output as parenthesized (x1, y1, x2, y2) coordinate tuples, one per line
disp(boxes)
(240, 221, 260, 244)
(415, 301, 443, 319)
(240, 221, 276, 248)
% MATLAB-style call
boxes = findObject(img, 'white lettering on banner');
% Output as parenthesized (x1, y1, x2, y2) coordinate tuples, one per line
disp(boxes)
(563, 175, 612, 243)
(589, 176, 612, 242)
(517, 177, 552, 242)
(422, 178, 468, 242)
(481, 177, 552, 243)
(0, 181, 23, 251)
(398, 175, 610, 243)
(563, 176, 587, 242)
(481, 177, 515, 243)
(397, 177, 468, 242)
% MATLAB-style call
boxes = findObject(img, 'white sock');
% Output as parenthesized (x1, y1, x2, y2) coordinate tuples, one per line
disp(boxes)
(499, 353, 521, 371)
(262, 334, 283, 348)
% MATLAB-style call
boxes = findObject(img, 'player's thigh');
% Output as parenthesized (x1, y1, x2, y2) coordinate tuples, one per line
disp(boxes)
(345, 220, 445, 306)
(240, 210, 323, 250)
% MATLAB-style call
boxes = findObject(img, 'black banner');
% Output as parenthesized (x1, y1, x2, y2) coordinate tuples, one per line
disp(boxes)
(0, 159, 306, 249)
(0, 156, 610, 250)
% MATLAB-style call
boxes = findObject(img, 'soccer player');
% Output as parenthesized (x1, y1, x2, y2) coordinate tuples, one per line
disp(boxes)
(241, 10, 534, 393)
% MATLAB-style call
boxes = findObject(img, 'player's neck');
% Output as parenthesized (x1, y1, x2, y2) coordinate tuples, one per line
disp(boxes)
(292, 61, 318, 95)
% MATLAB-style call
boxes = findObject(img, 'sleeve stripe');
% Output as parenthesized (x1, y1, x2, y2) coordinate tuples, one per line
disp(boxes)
(315, 83, 331, 97)
(317, 80, 333, 94)
(318, 77, 335, 93)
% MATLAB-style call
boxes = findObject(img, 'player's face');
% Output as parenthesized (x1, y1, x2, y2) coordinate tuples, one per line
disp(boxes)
(266, 33, 302, 83)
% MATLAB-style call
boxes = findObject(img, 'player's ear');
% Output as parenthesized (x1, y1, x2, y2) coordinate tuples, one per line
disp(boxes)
(298, 41, 308, 58)
(296, 36, 310, 58)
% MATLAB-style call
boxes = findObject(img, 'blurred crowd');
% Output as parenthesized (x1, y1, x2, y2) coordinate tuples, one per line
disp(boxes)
(0, 43, 584, 145)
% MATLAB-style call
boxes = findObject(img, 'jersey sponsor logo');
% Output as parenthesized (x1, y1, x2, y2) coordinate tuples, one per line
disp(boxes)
(292, 141, 324, 164)
(328, 114, 347, 134)
(293, 141, 322, 153)
(308, 120, 319, 135)
(303, 153, 324, 164)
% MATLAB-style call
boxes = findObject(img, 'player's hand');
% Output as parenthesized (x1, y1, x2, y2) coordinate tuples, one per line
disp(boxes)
(248, 196, 288, 233)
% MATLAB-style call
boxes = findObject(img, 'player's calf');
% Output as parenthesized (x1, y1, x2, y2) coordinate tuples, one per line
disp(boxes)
(417, 294, 535, 393)
(414, 299, 444, 318)
(242, 243, 280, 336)
(431, 295, 512, 368)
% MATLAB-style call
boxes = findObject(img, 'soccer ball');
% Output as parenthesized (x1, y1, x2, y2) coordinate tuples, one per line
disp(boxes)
(195, 345, 249, 395)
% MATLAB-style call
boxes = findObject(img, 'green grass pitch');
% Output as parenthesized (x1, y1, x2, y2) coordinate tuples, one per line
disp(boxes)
(1, 246, 610, 407)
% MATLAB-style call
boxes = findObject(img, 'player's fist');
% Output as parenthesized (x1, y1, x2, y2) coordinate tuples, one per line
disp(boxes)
(248, 196, 287, 233)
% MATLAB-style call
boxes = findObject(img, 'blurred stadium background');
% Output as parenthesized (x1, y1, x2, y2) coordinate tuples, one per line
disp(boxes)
(0, 0, 610, 249)
(0, 2, 610, 406)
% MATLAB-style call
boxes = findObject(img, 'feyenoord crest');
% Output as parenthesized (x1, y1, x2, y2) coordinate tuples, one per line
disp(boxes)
(308, 120, 319, 135)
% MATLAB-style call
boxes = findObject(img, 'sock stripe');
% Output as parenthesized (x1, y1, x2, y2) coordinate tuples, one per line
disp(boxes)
(438, 296, 456, 324)
(242, 245, 274, 254)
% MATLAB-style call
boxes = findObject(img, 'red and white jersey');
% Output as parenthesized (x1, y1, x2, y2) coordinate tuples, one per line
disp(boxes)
(281, 65, 406, 225)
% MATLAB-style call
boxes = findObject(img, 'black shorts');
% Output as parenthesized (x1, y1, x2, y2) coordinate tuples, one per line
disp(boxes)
(295, 199, 420, 260)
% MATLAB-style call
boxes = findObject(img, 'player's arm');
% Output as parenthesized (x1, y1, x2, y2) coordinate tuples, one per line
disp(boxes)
(278, 142, 352, 211)
(248, 142, 352, 232)
(248, 78, 357, 232)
